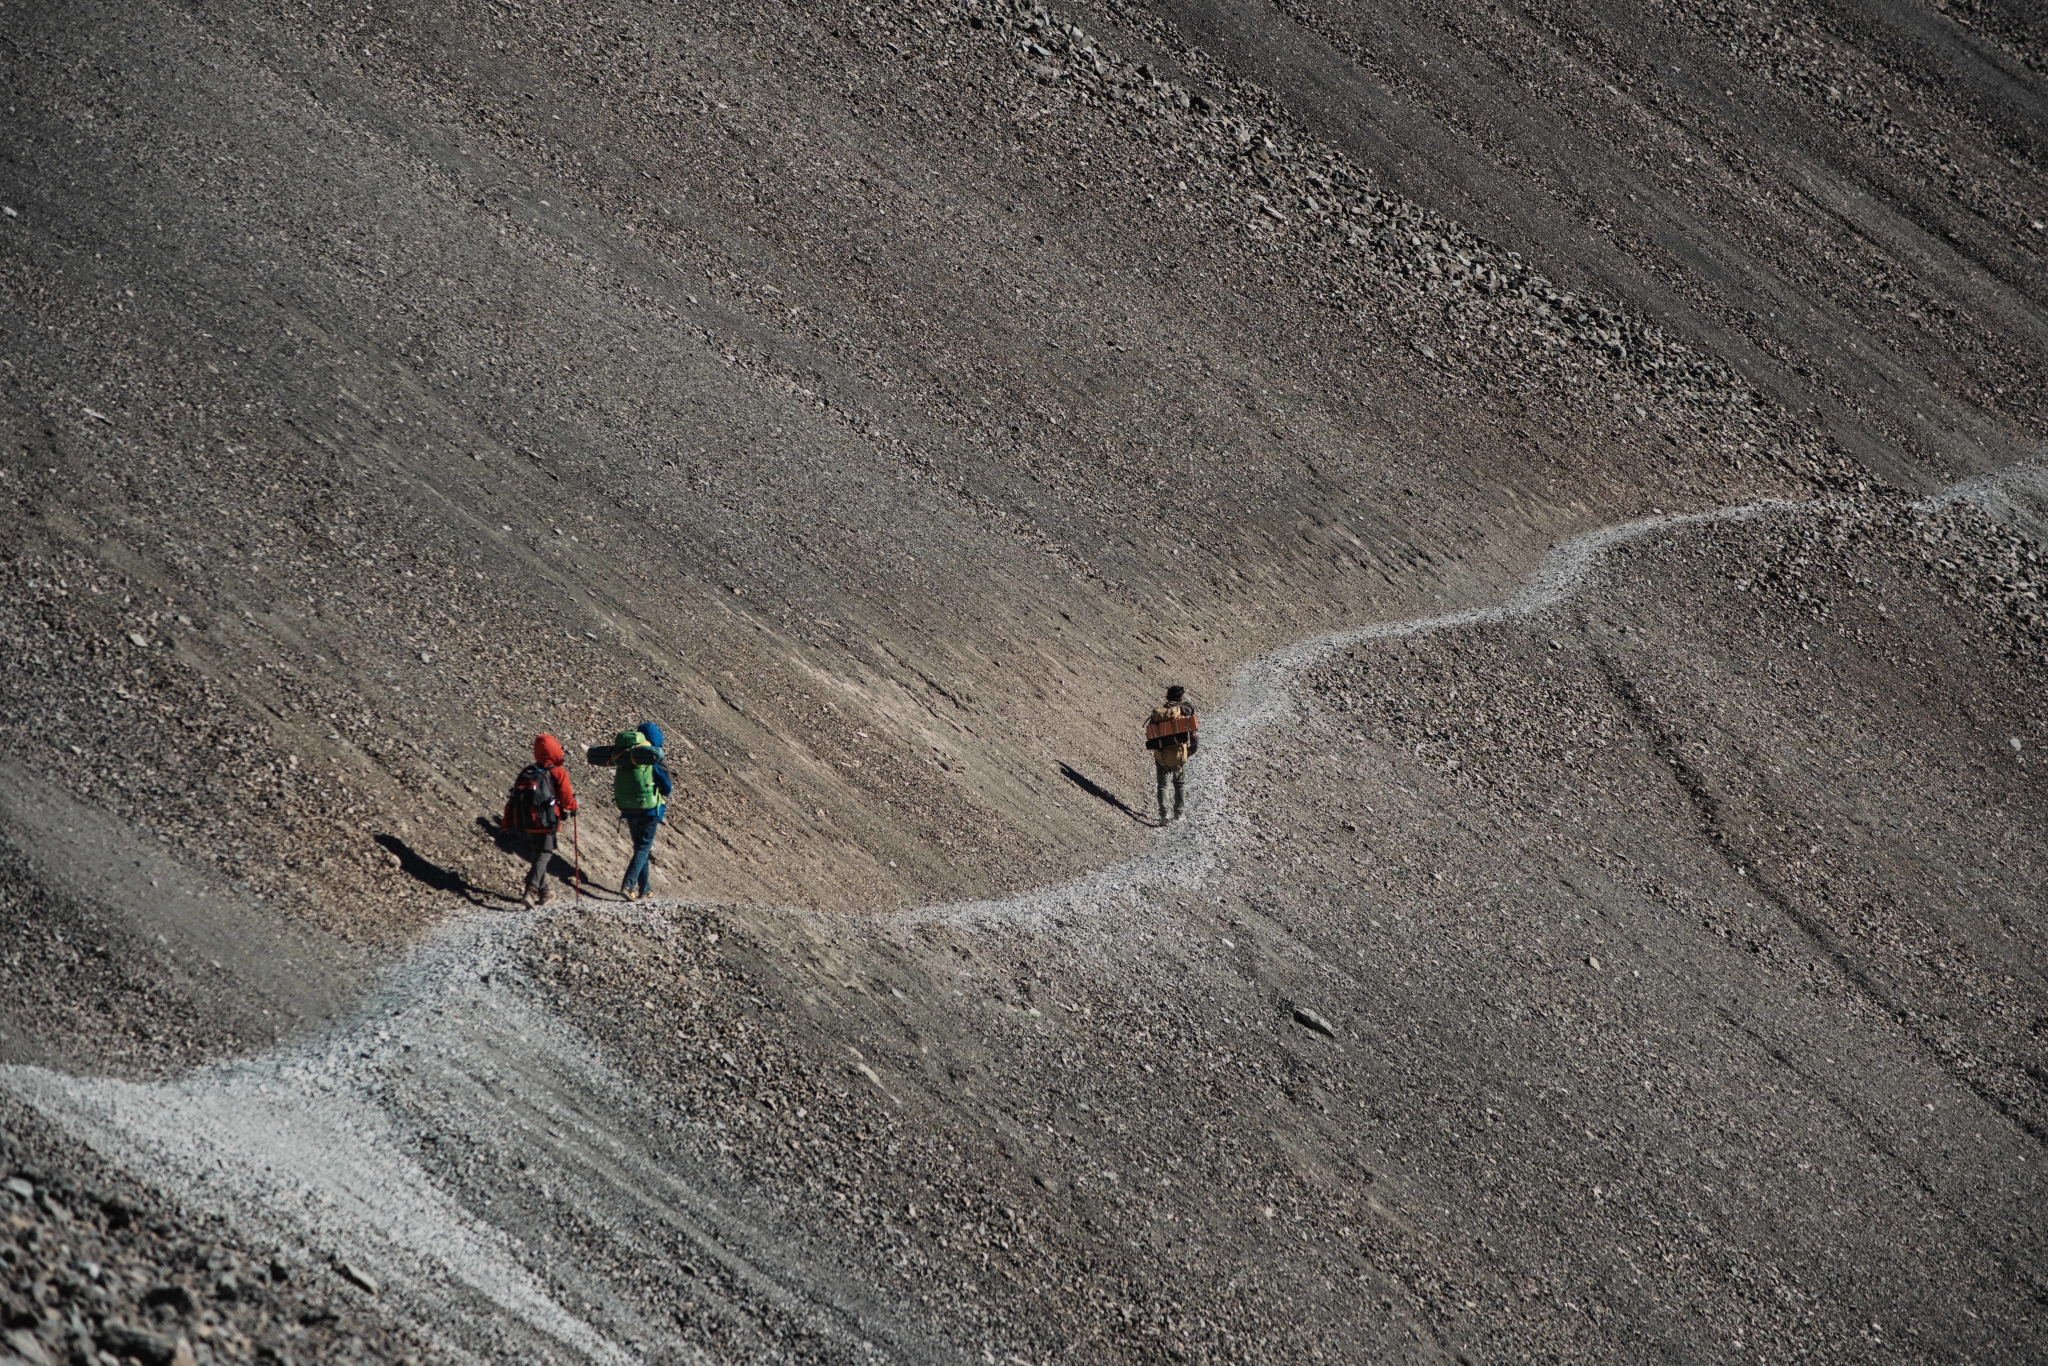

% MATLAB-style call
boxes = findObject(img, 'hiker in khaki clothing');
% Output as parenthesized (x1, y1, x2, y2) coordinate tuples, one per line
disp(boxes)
(1145, 685, 1199, 824)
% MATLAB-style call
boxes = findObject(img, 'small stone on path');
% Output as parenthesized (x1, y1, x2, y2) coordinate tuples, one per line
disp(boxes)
(336, 1261, 380, 1296)
(1292, 1005, 1337, 1038)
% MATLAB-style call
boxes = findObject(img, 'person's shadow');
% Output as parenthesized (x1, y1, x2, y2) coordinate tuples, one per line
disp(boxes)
(1057, 764, 1159, 826)
(472, 817, 614, 899)
(375, 833, 501, 906)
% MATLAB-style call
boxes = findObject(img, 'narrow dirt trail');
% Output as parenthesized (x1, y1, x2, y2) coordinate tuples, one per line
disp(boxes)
(900, 495, 1800, 933)
(8, 471, 2037, 1363)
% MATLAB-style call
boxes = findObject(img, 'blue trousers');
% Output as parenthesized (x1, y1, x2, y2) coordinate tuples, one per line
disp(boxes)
(622, 811, 661, 894)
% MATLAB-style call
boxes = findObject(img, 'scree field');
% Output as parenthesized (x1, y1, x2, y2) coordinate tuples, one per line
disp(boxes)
(1, 0, 2044, 1362)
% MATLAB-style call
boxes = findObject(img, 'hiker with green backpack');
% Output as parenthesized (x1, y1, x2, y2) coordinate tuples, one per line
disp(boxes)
(593, 722, 671, 901)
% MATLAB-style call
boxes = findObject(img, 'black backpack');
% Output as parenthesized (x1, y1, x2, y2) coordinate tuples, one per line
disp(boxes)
(505, 763, 560, 834)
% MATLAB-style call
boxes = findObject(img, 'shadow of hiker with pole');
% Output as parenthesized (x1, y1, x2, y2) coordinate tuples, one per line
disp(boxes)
(473, 817, 622, 902)
(374, 833, 500, 907)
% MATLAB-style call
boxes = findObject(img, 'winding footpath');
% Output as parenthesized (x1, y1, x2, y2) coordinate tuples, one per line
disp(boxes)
(6, 465, 2041, 1364)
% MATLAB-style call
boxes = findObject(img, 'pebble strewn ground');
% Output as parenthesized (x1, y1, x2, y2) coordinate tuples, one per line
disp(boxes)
(1, 1098, 441, 1366)
(482, 485, 2042, 1362)
(2, 0, 2044, 1358)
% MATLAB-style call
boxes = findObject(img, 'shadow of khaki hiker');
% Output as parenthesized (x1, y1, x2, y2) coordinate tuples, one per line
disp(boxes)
(1057, 763, 1154, 826)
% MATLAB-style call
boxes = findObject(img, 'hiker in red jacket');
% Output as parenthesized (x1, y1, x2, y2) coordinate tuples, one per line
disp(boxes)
(504, 734, 579, 906)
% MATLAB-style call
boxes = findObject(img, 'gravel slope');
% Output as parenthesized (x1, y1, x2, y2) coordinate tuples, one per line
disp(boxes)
(3, 0, 2046, 1359)
(7, 462, 2041, 1363)
(1, 1091, 444, 1365)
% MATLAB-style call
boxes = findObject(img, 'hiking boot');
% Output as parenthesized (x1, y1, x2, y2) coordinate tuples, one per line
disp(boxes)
(521, 890, 538, 908)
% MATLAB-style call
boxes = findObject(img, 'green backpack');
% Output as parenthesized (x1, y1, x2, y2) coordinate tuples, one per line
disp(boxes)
(611, 730, 664, 813)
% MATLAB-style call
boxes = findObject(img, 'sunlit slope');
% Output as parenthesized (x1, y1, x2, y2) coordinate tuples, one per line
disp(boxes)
(0, 0, 1875, 1016)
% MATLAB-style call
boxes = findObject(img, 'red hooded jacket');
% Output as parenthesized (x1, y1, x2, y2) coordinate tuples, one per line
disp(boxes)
(533, 733, 578, 813)
(510, 734, 577, 827)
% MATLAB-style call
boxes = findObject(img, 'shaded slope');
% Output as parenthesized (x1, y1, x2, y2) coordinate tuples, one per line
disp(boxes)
(1132, 0, 2048, 482)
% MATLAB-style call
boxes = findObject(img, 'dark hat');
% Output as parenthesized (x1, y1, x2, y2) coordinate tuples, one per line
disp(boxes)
(1165, 685, 1186, 702)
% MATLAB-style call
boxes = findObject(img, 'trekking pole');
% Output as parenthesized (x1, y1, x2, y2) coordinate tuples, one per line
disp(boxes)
(572, 811, 583, 906)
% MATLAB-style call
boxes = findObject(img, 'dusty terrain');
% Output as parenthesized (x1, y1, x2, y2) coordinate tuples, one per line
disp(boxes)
(1, 1092, 440, 1365)
(1, 0, 2044, 1360)
(493, 477, 2046, 1366)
